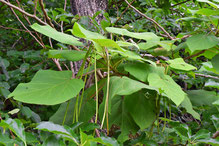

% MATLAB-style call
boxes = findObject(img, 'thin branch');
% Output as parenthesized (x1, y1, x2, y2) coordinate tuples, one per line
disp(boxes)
(0, 25, 31, 32)
(0, 0, 46, 25)
(115, 0, 136, 24)
(172, 0, 191, 7)
(195, 73, 219, 80)
(39, 0, 54, 27)
(60, 0, 67, 32)
(124, 0, 174, 40)
(8, 3, 44, 48)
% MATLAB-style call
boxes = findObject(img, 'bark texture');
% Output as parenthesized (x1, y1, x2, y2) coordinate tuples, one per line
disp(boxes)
(70, 0, 108, 23)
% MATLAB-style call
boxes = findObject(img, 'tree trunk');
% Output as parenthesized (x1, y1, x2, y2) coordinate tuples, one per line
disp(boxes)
(70, 0, 108, 23)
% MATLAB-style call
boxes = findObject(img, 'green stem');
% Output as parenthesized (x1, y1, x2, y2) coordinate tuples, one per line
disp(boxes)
(62, 100, 70, 125)
(94, 51, 99, 123)
(100, 48, 110, 134)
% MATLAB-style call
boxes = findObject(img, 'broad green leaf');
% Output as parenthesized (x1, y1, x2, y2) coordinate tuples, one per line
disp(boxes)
(50, 79, 105, 125)
(73, 22, 105, 39)
(108, 76, 156, 99)
(196, 8, 219, 16)
(100, 95, 139, 143)
(48, 50, 87, 61)
(138, 41, 158, 50)
(197, 0, 219, 8)
(124, 62, 156, 82)
(36, 122, 78, 144)
(193, 129, 210, 140)
(0, 118, 26, 145)
(148, 73, 186, 106)
(213, 100, 219, 106)
(170, 122, 191, 142)
(116, 41, 139, 49)
(50, 97, 95, 125)
(36, 122, 71, 135)
(211, 54, 219, 73)
(100, 77, 157, 142)
(110, 49, 156, 65)
(181, 96, 200, 120)
(197, 139, 219, 145)
(211, 115, 219, 130)
(9, 70, 84, 105)
(205, 80, 219, 89)
(31, 23, 83, 46)
(187, 90, 219, 106)
(186, 34, 219, 53)
(167, 58, 197, 71)
(92, 39, 123, 51)
(157, 40, 176, 51)
(199, 62, 219, 74)
(125, 91, 156, 130)
(106, 27, 160, 41)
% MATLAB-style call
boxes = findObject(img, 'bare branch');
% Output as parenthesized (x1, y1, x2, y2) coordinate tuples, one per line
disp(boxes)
(7, 3, 44, 48)
(124, 0, 174, 40)
(0, 0, 46, 25)
(39, 0, 54, 27)
(195, 73, 219, 80)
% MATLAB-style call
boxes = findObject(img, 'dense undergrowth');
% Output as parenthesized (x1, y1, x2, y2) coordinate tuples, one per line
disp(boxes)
(0, 0, 219, 145)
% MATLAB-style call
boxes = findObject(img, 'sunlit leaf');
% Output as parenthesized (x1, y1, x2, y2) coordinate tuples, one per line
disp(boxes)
(31, 23, 83, 46)
(9, 70, 84, 105)
(167, 58, 197, 71)
(48, 50, 87, 61)
(186, 34, 219, 53)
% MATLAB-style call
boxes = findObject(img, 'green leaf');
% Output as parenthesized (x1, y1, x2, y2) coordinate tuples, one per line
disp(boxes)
(211, 115, 219, 130)
(138, 41, 158, 50)
(36, 122, 78, 144)
(0, 118, 26, 145)
(187, 90, 219, 106)
(9, 70, 84, 105)
(48, 50, 87, 61)
(72, 22, 105, 39)
(124, 62, 156, 82)
(92, 39, 123, 51)
(211, 54, 219, 73)
(193, 129, 210, 140)
(197, 0, 219, 8)
(181, 96, 200, 120)
(186, 34, 219, 53)
(106, 27, 160, 41)
(50, 79, 105, 125)
(205, 80, 219, 89)
(125, 91, 156, 130)
(148, 73, 186, 106)
(31, 23, 83, 46)
(167, 58, 197, 71)
(0, 134, 15, 146)
(196, 8, 219, 16)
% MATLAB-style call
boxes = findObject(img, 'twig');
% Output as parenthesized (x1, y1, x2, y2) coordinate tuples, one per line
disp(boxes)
(172, 0, 191, 7)
(184, 50, 205, 60)
(0, 0, 46, 25)
(39, 0, 54, 27)
(115, 0, 136, 24)
(195, 73, 219, 80)
(15, 0, 45, 46)
(124, 0, 174, 40)
(70, 61, 75, 78)
(60, 0, 67, 32)
(7, 3, 44, 48)
(0, 25, 32, 32)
